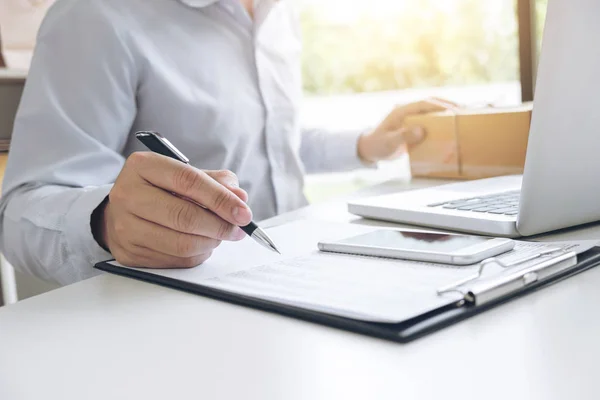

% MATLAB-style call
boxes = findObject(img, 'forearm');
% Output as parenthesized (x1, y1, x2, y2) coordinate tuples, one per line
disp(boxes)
(0, 184, 113, 285)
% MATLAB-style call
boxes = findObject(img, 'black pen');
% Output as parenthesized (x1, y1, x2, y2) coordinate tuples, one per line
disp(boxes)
(135, 131, 281, 254)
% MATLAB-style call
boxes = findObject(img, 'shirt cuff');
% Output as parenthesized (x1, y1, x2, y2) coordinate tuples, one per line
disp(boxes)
(328, 129, 377, 171)
(64, 184, 114, 268)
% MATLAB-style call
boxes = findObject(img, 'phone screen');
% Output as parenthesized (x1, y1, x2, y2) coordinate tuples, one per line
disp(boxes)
(338, 230, 489, 253)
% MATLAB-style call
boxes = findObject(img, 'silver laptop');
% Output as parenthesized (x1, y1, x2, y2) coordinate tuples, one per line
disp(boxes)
(348, 0, 600, 238)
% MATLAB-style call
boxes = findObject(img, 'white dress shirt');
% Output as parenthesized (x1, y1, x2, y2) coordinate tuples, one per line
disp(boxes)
(0, 0, 366, 285)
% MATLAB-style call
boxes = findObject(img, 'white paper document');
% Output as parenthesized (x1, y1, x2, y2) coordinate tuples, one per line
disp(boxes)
(111, 221, 598, 324)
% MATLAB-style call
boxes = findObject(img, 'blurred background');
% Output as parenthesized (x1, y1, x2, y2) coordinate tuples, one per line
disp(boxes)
(298, 0, 548, 201)
(0, 0, 549, 202)
(301, 0, 547, 98)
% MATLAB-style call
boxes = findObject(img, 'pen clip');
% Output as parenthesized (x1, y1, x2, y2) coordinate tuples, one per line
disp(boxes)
(437, 248, 576, 306)
(465, 251, 577, 306)
(135, 131, 190, 164)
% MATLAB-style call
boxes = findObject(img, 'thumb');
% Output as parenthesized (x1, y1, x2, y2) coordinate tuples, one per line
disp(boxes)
(398, 126, 426, 147)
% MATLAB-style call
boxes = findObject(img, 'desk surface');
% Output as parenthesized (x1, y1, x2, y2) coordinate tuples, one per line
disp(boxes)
(2, 177, 600, 400)
(0, 68, 27, 82)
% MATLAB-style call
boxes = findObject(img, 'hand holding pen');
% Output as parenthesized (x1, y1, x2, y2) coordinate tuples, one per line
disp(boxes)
(91, 131, 279, 269)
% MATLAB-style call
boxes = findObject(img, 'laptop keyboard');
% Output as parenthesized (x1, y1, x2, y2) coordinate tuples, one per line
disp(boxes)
(427, 190, 520, 216)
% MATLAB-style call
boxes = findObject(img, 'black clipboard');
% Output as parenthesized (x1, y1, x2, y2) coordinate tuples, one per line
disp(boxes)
(95, 247, 600, 343)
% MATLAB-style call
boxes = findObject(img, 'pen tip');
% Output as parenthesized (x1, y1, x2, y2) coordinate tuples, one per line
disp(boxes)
(269, 243, 281, 254)
(251, 227, 282, 254)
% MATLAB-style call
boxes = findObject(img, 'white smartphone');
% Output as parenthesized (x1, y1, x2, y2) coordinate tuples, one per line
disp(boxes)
(318, 230, 515, 265)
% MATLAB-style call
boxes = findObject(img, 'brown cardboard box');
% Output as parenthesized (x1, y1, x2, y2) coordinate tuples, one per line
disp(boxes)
(405, 103, 533, 179)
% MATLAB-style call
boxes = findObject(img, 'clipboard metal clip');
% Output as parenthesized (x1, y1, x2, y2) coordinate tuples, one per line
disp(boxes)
(436, 248, 577, 306)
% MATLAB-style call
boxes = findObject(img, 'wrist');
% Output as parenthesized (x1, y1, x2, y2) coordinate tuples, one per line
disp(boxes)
(357, 132, 376, 164)
(90, 195, 110, 252)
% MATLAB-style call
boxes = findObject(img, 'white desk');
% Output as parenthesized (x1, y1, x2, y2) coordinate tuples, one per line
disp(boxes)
(2, 178, 600, 400)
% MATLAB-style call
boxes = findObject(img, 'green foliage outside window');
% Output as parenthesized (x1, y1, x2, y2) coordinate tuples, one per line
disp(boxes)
(300, 0, 539, 96)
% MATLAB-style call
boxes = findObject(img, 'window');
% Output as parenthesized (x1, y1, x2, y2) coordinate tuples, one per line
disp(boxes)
(535, 0, 548, 58)
(300, 0, 525, 202)
(0, 0, 55, 69)
(301, 0, 521, 102)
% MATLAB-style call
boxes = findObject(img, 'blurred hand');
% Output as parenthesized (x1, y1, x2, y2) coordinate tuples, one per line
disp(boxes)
(357, 98, 457, 163)
(94, 152, 253, 268)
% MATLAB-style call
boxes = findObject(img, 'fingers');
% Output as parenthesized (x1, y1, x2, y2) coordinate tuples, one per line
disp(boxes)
(110, 182, 246, 241)
(429, 97, 461, 108)
(377, 97, 457, 138)
(126, 152, 252, 226)
(399, 98, 458, 146)
(112, 214, 221, 258)
(399, 126, 426, 147)
(400, 98, 457, 116)
(204, 170, 249, 203)
(381, 127, 424, 157)
(121, 214, 222, 258)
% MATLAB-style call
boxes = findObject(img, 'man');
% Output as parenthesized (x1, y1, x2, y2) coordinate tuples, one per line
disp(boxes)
(0, 0, 449, 285)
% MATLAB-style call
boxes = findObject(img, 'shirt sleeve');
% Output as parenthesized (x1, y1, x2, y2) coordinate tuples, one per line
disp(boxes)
(0, 1, 136, 285)
(300, 128, 375, 174)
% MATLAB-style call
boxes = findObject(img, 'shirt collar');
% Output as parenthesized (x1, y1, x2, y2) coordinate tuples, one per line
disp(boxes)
(177, 0, 280, 31)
